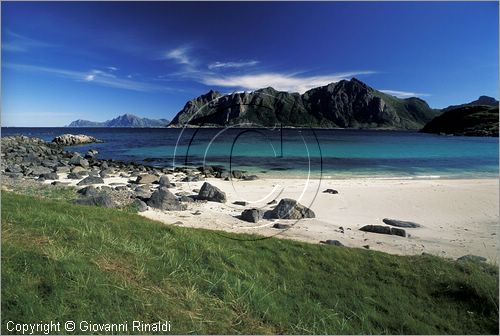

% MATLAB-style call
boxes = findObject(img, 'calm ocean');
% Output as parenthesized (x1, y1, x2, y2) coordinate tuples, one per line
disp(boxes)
(1, 127, 498, 179)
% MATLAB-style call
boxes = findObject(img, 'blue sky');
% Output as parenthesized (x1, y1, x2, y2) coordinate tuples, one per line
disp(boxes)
(2, 1, 498, 126)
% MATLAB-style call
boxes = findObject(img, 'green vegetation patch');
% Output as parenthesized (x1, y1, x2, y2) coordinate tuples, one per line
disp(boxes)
(2, 192, 498, 334)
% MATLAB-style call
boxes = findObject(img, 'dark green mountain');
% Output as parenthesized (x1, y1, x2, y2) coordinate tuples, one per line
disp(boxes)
(421, 102, 499, 137)
(68, 114, 170, 128)
(441, 95, 499, 112)
(168, 78, 437, 129)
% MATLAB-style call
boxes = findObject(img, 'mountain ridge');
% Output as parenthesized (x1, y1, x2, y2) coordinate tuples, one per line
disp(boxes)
(67, 114, 170, 128)
(168, 78, 438, 130)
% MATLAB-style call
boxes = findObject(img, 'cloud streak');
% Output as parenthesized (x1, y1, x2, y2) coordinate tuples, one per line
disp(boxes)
(380, 89, 430, 98)
(2, 30, 55, 52)
(201, 71, 376, 93)
(5, 63, 171, 92)
(164, 46, 194, 65)
(208, 60, 259, 70)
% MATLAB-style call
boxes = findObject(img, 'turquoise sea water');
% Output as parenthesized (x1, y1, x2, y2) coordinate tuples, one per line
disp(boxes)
(2, 127, 498, 179)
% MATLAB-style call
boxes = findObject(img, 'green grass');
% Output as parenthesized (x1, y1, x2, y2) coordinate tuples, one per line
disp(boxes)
(3, 182, 79, 202)
(2, 191, 498, 334)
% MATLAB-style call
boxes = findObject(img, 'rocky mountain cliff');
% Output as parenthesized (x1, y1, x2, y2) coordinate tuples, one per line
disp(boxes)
(68, 114, 170, 127)
(168, 78, 437, 129)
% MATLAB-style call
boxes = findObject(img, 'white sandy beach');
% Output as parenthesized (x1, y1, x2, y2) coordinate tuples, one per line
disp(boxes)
(50, 173, 499, 262)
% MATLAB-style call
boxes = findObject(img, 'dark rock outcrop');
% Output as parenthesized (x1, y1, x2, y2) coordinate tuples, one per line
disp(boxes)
(360, 225, 406, 237)
(74, 194, 116, 208)
(269, 198, 315, 219)
(240, 208, 264, 223)
(197, 182, 226, 203)
(147, 187, 186, 211)
(383, 218, 421, 228)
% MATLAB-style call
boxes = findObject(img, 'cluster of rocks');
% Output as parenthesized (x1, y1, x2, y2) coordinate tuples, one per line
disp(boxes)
(321, 218, 421, 249)
(360, 225, 407, 237)
(238, 198, 316, 224)
(52, 134, 103, 146)
(358, 218, 423, 238)
(2, 135, 319, 231)
(2, 136, 137, 181)
(0, 136, 195, 209)
(192, 165, 258, 181)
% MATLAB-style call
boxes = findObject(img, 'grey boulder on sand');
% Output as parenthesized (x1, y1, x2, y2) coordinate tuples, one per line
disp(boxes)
(197, 182, 226, 203)
(147, 187, 186, 211)
(360, 225, 406, 237)
(269, 198, 315, 219)
(241, 208, 264, 223)
(383, 218, 421, 228)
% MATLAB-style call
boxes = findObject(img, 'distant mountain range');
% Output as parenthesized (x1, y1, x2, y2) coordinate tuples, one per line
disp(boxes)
(421, 96, 499, 137)
(66, 82, 498, 137)
(168, 78, 439, 130)
(67, 114, 169, 128)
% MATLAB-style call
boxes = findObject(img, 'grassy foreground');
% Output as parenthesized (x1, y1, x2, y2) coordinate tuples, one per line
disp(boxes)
(1, 191, 498, 334)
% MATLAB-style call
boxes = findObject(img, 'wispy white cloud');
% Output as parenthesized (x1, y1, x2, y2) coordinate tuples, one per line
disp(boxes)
(163, 46, 194, 65)
(208, 60, 259, 70)
(5, 63, 171, 92)
(201, 71, 376, 93)
(380, 89, 430, 98)
(106, 66, 119, 71)
(2, 30, 55, 52)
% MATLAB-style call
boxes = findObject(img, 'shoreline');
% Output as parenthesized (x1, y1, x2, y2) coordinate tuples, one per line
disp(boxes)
(2, 135, 498, 262)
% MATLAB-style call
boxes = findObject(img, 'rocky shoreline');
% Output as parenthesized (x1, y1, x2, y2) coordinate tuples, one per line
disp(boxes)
(1, 135, 309, 220)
